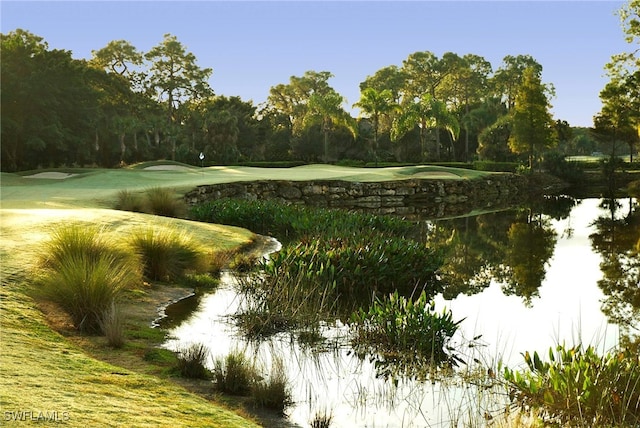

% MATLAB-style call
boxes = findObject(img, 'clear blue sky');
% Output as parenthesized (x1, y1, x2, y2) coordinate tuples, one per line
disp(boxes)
(1, 1, 630, 127)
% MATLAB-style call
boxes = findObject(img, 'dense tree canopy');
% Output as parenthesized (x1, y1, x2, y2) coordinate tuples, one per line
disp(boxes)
(2, 20, 635, 171)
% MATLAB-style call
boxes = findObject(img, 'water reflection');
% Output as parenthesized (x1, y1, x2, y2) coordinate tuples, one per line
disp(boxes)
(163, 197, 637, 427)
(435, 195, 577, 306)
(589, 197, 640, 349)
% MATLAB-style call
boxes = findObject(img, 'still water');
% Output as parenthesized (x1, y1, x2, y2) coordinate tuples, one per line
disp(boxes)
(163, 197, 639, 427)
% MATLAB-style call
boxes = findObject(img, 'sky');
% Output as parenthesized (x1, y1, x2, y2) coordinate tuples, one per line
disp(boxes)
(1, 1, 631, 127)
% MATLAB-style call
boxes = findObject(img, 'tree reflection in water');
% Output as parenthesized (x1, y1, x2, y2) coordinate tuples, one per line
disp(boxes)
(433, 195, 575, 306)
(589, 197, 640, 351)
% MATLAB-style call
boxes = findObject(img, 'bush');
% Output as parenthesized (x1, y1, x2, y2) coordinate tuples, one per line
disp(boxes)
(503, 345, 640, 426)
(213, 351, 258, 395)
(251, 358, 293, 415)
(128, 228, 208, 281)
(472, 160, 520, 172)
(176, 343, 210, 379)
(37, 224, 141, 333)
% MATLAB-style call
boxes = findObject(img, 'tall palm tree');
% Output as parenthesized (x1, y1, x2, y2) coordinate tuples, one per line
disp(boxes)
(354, 87, 396, 165)
(391, 94, 459, 162)
(304, 89, 357, 162)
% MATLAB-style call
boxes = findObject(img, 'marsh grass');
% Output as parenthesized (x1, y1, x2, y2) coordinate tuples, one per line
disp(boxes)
(213, 351, 259, 396)
(176, 343, 211, 379)
(36, 224, 141, 333)
(128, 228, 208, 281)
(309, 409, 333, 428)
(234, 269, 338, 339)
(251, 358, 293, 415)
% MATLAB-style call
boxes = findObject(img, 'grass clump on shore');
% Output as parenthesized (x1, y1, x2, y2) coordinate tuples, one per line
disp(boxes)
(128, 228, 209, 281)
(251, 357, 293, 415)
(213, 351, 259, 396)
(176, 343, 211, 379)
(36, 224, 141, 333)
(115, 187, 186, 217)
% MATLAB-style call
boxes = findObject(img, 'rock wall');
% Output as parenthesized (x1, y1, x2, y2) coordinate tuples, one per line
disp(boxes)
(184, 173, 529, 218)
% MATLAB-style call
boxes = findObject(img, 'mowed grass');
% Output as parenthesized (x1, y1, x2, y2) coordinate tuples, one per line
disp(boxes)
(0, 162, 482, 426)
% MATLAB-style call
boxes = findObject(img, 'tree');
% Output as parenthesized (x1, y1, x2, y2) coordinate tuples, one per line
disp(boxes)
(492, 55, 543, 110)
(354, 87, 396, 165)
(508, 67, 557, 168)
(145, 34, 213, 125)
(266, 70, 333, 134)
(391, 94, 459, 162)
(303, 89, 357, 162)
(400, 51, 461, 160)
(444, 54, 493, 161)
(596, 0, 640, 161)
(90, 40, 143, 78)
(1, 29, 98, 170)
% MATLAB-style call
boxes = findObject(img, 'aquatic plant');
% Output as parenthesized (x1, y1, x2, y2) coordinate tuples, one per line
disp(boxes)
(350, 291, 463, 379)
(502, 344, 640, 426)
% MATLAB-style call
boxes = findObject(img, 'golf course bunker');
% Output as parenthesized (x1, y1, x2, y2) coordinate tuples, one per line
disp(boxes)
(410, 171, 461, 179)
(144, 165, 193, 171)
(24, 172, 77, 179)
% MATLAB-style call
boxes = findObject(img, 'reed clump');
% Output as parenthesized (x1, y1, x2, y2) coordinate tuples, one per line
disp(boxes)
(176, 343, 211, 379)
(36, 224, 141, 333)
(128, 228, 208, 281)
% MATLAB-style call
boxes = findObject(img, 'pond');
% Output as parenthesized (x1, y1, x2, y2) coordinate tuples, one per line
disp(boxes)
(162, 196, 639, 427)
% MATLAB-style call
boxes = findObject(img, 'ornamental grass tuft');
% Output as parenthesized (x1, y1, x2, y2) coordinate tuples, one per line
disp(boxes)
(36, 224, 141, 333)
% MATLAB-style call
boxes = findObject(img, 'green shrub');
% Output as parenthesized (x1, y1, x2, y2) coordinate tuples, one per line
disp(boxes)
(503, 345, 640, 426)
(472, 160, 520, 172)
(176, 343, 210, 379)
(128, 228, 208, 281)
(144, 187, 186, 217)
(36, 224, 141, 333)
(213, 351, 258, 395)
(251, 358, 293, 415)
(628, 179, 640, 197)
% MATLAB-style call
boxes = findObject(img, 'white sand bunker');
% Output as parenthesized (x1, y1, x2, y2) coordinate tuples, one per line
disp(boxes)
(411, 171, 460, 178)
(24, 172, 76, 179)
(144, 165, 193, 171)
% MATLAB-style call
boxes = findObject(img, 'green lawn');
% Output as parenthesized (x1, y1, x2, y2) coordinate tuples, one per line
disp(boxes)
(0, 163, 483, 426)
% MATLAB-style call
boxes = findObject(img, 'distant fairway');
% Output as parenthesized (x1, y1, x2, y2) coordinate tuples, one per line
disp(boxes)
(1, 163, 486, 210)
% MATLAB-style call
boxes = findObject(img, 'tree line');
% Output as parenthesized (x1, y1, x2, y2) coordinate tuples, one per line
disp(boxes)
(1, 3, 638, 172)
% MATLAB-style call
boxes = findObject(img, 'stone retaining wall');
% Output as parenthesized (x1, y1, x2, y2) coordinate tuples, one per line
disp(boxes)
(185, 173, 530, 218)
